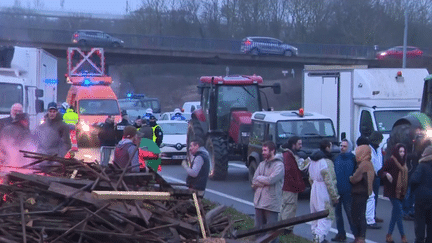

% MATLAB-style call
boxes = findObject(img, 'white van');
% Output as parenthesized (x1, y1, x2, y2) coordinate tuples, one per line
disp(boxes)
(182, 101, 201, 113)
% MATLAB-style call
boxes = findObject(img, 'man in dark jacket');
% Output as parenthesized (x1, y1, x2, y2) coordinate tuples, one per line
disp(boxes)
(332, 139, 357, 242)
(182, 138, 210, 195)
(280, 136, 306, 235)
(0, 103, 23, 133)
(115, 110, 131, 143)
(98, 115, 117, 167)
(0, 113, 31, 165)
(34, 102, 71, 170)
(410, 145, 432, 243)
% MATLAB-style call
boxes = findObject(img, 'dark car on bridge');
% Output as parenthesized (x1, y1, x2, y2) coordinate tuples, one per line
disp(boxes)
(72, 30, 124, 48)
(376, 46, 423, 60)
(241, 36, 298, 57)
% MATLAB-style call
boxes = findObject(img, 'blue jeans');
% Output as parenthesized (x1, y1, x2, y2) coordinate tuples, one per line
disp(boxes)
(389, 198, 405, 236)
(403, 186, 415, 216)
(335, 192, 356, 236)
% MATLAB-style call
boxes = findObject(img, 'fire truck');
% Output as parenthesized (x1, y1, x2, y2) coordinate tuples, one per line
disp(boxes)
(65, 48, 121, 147)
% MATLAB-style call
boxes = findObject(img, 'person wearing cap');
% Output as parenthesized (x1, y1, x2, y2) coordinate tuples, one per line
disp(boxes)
(113, 125, 158, 172)
(410, 145, 432, 243)
(115, 110, 131, 143)
(0, 113, 31, 164)
(34, 102, 71, 159)
(149, 115, 163, 147)
(0, 103, 23, 133)
(171, 108, 186, 121)
(142, 108, 153, 125)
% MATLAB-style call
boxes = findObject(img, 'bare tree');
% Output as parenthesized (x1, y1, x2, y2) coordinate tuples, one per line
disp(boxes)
(33, 0, 44, 9)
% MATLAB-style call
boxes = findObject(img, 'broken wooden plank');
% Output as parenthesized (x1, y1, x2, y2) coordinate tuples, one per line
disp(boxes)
(233, 210, 329, 239)
(91, 191, 171, 200)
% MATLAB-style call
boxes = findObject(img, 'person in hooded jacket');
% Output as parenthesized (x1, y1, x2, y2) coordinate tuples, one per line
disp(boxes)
(332, 139, 357, 242)
(0, 103, 23, 134)
(34, 102, 71, 168)
(252, 141, 284, 243)
(350, 145, 375, 243)
(379, 143, 409, 243)
(410, 145, 432, 243)
(309, 149, 339, 243)
(98, 116, 117, 167)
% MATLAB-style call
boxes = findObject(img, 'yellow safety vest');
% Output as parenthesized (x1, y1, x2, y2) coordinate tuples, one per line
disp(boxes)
(152, 125, 161, 143)
(63, 109, 79, 125)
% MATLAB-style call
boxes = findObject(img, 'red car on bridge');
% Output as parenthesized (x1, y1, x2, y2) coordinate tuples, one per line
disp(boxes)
(376, 46, 423, 59)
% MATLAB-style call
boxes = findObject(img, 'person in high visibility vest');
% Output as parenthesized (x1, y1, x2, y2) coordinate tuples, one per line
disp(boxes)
(148, 115, 163, 147)
(63, 106, 79, 127)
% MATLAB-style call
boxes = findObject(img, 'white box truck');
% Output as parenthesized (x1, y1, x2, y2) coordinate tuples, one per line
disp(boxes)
(303, 65, 428, 150)
(0, 46, 57, 130)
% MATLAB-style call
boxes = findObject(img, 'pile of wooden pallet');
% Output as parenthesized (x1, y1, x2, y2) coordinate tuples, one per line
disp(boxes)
(0, 151, 238, 243)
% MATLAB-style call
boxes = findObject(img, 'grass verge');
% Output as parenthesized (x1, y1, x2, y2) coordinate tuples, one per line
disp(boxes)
(203, 199, 311, 243)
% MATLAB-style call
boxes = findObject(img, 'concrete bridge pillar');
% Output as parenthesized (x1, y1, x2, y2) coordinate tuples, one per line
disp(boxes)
(107, 65, 122, 96)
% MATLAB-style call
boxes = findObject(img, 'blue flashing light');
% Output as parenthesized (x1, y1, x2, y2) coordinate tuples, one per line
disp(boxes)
(44, 79, 58, 84)
(83, 79, 91, 86)
(127, 93, 133, 98)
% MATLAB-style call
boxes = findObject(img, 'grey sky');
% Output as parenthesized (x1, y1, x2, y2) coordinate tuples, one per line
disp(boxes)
(0, 0, 141, 15)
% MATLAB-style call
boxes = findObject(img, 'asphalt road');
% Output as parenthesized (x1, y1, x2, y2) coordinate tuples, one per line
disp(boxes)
(75, 148, 417, 242)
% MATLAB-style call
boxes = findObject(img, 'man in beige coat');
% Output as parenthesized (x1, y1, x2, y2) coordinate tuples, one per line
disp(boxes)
(252, 141, 284, 242)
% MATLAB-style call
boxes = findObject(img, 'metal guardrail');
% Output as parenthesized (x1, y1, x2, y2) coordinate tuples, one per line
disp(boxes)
(0, 25, 377, 59)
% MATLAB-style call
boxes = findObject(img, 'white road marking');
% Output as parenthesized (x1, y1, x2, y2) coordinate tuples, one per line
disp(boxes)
(162, 175, 378, 243)
(229, 163, 247, 169)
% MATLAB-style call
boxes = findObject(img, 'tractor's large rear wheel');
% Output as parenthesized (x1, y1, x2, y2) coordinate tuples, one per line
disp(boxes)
(206, 136, 229, 181)
(187, 119, 204, 147)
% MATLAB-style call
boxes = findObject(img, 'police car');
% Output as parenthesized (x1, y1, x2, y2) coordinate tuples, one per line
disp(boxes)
(246, 109, 339, 183)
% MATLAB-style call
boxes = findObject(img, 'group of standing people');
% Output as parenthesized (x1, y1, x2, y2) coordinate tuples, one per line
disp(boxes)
(251, 132, 432, 243)
(0, 102, 72, 169)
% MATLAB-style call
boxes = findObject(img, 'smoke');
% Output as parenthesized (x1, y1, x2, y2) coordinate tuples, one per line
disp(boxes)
(0, 135, 38, 171)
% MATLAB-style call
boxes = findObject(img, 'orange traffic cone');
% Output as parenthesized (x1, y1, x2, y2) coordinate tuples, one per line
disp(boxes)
(70, 129, 78, 151)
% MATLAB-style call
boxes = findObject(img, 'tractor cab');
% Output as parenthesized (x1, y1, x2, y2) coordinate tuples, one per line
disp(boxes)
(188, 75, 280, 180)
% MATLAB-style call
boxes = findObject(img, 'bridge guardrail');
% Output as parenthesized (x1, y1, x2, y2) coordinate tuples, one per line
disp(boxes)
(0, 25, 376, 59)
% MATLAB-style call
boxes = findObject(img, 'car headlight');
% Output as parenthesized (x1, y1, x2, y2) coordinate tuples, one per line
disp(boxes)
(80, 121, 90, 132)
(241, 132, 250, 137)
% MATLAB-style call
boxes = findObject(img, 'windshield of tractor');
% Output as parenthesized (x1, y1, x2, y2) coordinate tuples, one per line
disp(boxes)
(374, 110, 418, 134)
(79, 99, 120, 115)
(217, 85, 260, 130)
(0, 83, 23, 114)
(276, 119, 335, 144)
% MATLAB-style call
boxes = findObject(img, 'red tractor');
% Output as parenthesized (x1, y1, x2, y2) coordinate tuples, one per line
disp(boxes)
(187, 75, 281, 180)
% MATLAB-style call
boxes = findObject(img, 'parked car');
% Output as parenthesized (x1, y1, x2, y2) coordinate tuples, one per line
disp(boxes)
(72, 30, 124, 47)
(240, 36, 298, 57)
(118, 95, 161, 122)
(376, 46, 423, 59)
(160, 111, 191, 121)
(182, 101, 201, 113)
(158, 120, 188, 163)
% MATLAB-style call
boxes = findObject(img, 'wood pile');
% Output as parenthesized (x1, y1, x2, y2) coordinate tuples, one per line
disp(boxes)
(0, 151, 239, 243)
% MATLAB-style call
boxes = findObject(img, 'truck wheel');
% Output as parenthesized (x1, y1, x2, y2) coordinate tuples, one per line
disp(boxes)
(206, 136, 229, 181)
(248, 159, 257, 183)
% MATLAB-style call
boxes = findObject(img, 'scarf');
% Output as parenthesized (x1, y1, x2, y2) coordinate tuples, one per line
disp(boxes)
(391, 155, 408, 200)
